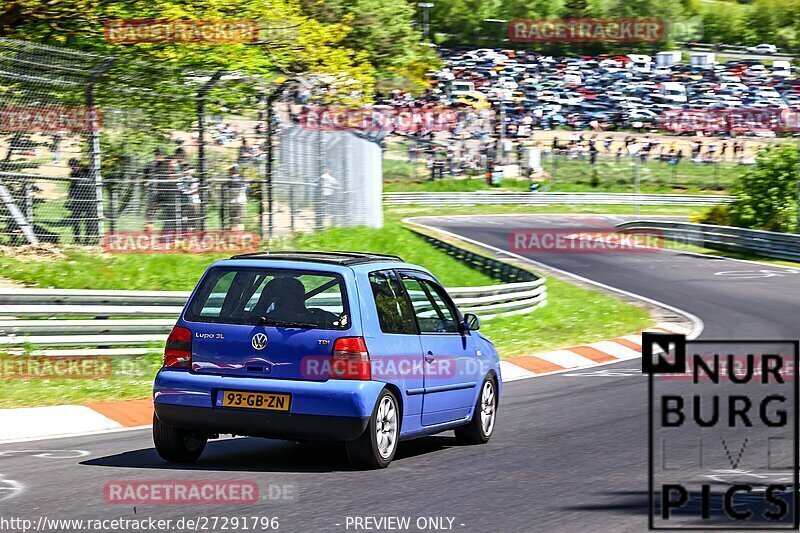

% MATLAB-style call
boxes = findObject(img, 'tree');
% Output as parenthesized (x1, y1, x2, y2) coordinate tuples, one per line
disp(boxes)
(0, 0, 379, 98)
(726, 144, 800, 232)
(562, 0, 589, 18)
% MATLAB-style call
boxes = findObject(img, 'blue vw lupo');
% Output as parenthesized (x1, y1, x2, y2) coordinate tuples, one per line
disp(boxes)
(153, 251, 500, 468)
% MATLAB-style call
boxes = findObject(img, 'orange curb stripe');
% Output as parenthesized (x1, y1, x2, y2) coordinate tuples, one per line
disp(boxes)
(506, 355, 564, 374)
(83, 399, 153, 427)
(569, 345, 616, 363)
(612, 337, 643, 353)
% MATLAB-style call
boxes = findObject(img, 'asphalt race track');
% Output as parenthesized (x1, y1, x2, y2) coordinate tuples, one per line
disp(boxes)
(2, 214, 800, 532)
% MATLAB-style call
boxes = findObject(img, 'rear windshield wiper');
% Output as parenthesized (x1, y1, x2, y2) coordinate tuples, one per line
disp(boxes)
(257, 316, 318, 329)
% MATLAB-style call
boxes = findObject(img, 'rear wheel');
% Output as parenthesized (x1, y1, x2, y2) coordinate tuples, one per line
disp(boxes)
(153, 415, 207, 463)
(455, 377, 497, 445)
(346, 389, 399, 469)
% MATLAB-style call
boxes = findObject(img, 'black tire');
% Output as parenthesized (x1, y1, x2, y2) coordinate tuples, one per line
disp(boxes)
(153, 415, 207, 463)
(455, 376, 497, 445)
(346, 389, 399, 469)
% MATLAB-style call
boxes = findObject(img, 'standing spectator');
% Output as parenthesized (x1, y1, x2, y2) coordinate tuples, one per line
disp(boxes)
(238, 138, 252, 165)
(177, 166, 201, 231)
(691, 140, 702, 161)
(143, 148, 169, 231)
(66, 158, 97, 244)
(588, 137, 598, 165)
(623, 136, 633, 151)
(163, 156, 185, 232)
(51, 133, 62, 164)
(317, 168, 339, 226)
(227, 165, 248, 231)
(706, 140, 718, 160)
(733, 140, 744, 161)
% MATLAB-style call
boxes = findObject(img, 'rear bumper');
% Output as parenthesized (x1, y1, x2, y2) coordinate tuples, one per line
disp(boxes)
(154, 403, 369, 441)
(153, 369, 384, 441)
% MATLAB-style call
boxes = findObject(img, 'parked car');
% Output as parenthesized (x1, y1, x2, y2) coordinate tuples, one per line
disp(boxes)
(153, 251, 501, 469)
(746, 44, 778, 54)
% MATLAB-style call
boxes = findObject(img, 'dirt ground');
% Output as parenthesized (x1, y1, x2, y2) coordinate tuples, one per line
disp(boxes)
(528, 129, 781, 159)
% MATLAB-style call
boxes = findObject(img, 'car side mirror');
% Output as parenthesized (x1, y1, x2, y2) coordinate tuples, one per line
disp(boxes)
(462, 313, 481, 332)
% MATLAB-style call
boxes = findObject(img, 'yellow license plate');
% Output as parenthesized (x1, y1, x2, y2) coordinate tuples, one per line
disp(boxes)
(219, 390, 291, 411)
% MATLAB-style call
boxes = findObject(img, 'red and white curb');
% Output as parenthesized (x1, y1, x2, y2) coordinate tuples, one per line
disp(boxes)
(499, 322, 689, 382)
(0, 400, 152, 444)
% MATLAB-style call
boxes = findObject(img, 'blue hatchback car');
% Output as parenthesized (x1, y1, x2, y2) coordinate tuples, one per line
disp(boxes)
(153, 251, 501, 468)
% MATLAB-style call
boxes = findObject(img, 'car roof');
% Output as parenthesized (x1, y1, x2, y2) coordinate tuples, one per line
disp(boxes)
(227, 250, 403, 266)
(209, 256, 435, 282)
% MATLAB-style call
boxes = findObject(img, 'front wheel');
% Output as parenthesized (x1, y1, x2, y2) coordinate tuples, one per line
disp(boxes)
(455, 377, 497, 445)
(346, 389, 399, 469)
(153, 415, 207, 463)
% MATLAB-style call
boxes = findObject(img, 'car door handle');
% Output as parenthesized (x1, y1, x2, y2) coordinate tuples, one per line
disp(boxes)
(425, 351, 435, 364)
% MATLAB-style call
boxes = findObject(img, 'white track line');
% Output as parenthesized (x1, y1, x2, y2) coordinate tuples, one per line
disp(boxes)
(405, 217, 705, 340)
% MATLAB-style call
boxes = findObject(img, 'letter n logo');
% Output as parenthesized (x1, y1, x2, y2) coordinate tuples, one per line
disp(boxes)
(642, 332, 686, 374)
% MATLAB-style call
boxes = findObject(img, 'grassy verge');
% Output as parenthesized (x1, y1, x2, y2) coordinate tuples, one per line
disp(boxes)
(482, 276, 650, 356)
(383, 156, 745, 194)
(0, 217, 494, 290)
(390, 203, 706, 218)
(1, 204, 679, 406)
(0, 352, 162, 408)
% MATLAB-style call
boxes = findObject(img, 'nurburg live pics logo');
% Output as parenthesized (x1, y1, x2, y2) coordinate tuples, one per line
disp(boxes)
(644, 332, 800, 529)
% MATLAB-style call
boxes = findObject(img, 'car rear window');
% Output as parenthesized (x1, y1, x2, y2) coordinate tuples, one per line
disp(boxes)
(185, 267, 349, 329)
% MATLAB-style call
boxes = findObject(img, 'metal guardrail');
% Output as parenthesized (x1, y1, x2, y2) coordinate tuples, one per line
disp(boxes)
(407, 227, 547, 319)
(0, 276, 546, 347)
(617, 220, 800, 262)
(384, 192, 732, 207)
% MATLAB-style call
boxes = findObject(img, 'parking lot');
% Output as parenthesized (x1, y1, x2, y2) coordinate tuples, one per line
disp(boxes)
(375, 47, 800, 137)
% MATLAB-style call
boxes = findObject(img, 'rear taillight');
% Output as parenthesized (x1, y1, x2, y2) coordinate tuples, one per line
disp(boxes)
(164, 326, 192, 369)
(330, 337, 371, 380)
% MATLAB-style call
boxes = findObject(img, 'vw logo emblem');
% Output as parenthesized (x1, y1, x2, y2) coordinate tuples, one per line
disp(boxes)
(251, 333, 268, 351)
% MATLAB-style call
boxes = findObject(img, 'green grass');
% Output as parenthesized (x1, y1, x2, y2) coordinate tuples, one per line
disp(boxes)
(390, 203, 707, 218)
(0, 215, 494, 290)
(544, 157, 743, 193)
(384, 176, 531, 193)
(0, 352, 163, 408)
(483, 276, 651, 356)
(383, 155, 748, 194)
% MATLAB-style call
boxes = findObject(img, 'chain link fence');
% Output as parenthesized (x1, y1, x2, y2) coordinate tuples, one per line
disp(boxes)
(380, 128, 754, 193)
(0, 37, 382, 246)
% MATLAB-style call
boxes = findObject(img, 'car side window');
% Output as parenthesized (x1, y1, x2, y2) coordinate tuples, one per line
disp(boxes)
(369, 270, 417, 335)
(400, 273, 460, 334)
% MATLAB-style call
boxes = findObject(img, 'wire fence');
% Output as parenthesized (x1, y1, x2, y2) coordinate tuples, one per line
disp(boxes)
(0, 38, 381, 246)
(381, 132, 754, 193)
